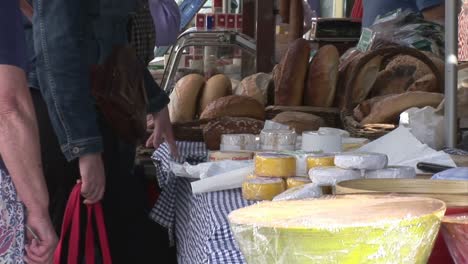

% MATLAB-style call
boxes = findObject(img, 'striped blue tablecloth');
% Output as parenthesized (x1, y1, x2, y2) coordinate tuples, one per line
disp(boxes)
(149, 142, 254, 264)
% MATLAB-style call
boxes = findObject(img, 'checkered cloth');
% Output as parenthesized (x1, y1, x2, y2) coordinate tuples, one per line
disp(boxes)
(149, 142, 254, 264)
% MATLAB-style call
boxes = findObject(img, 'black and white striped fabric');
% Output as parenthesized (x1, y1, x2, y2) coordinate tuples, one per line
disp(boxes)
(150, 142, 254, 264)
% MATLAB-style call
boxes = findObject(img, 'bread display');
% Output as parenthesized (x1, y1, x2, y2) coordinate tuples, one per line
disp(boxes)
(272, 111, 325, 134)
(304, 45, 339, 107)
(235, 73, 273, 106)
(200, 95, 266, 120)
(198, 74, 232, 115)
(203, 117, 264, 150)
(274, 38, 310, 106)
(356, 91, 444, 125)
(350, 55, 383, 104)
(168, 74, 205, 123)
(407, 74, 439, 93)
(370, 67, 415, 97)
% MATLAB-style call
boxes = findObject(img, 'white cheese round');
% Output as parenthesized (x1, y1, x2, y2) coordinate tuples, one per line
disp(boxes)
(334, 152, 388, 170)
(365, 166, 416, 179)
(309, 167, 362, 186)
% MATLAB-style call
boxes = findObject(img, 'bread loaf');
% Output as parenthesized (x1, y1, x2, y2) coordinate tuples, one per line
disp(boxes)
(203, 117, 264, 150)
(386, 55, 434, 81)
(360, 92, 444, 124)
(351, 55, 383, 104)
(200, 95, 266, 120)
(235, 73, 273, 105)
(274, 38, 310, 106)
(407, 74, 439, 93)
(198, 74, 232, 115)
(168, 74, 205, 123)
(370, 67, 415, 97)
(272, 111, 325, 134)
(304, 45, 339, 107)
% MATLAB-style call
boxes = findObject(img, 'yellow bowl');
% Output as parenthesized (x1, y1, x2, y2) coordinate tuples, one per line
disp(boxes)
(229, 195, 445, 264)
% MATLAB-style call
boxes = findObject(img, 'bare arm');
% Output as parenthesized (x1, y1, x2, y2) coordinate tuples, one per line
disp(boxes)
(0, 65, 49, 216)
(0, 65, 56, 263)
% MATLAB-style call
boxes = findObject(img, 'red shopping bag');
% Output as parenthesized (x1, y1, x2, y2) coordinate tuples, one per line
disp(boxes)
(53, 183, 112, 264)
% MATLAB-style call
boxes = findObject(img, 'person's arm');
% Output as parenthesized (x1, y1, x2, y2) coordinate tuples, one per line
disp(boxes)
(0, 2, 56, 263)
(33, 0, 105, 203)
(417, 0, 445, 24)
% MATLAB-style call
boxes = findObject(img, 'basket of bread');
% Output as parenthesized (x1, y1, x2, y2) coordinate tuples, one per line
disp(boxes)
(167, 70, 274, 148)
(268, 38, 342, 128)
(340, 46, 445, 140)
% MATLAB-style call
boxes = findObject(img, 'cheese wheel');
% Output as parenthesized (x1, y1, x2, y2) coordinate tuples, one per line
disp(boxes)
(286, 177, 312, 189)
(260, 129, 297, 151)
(220, 134, 258, 151)
(208, 151, 254, 161)
(273, 183, 323, 201)
(334, 152, 388, 170)
(255, 153, 296, 177)
(309, 167, 362, 186)
(242, 178, 286, 201)
(306, 154, 335, 171)
(365, 166, 416, 179)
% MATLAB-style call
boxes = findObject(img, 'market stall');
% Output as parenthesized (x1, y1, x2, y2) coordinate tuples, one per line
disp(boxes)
(143, 0, 468, 263)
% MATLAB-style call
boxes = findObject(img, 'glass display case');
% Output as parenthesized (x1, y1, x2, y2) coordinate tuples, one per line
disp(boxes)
(161, 30, 257, 94)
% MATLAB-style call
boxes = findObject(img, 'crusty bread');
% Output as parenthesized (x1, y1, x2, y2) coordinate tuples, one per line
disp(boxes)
(351, 55, 383, 104)
(304, 45, 339, 107)
(272, 111, 325, 134)
(168, 74, 205, 123)
(359, 92, 444, 124)
(274, 38, 310, 106)
(203, 117, 264, 150)
(235, 73, 273, 106)
(370, 67, 415, 97)
(200, 95, 265, 120)
(198, 74, 232, 115)
(407, 74, 439, 93)
(386, 55, 434, 81)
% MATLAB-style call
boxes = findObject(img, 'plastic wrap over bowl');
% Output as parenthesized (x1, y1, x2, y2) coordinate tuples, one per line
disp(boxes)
(228, 195, 446, 264)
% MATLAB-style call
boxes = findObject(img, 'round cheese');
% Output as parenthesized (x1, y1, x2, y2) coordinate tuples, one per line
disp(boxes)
(254, 153, 296, 177)
(208, 151, 254, 161)
(286, 177, 312, 189)
(334, 152, 388, 170)
(309, 167, 362, 186)
(365, 166, 416, 179)
(273, 183, 323, 201)
(260, 129, 297, 151)
(242, 178, 286, 201)
(306, 154, 335, 171)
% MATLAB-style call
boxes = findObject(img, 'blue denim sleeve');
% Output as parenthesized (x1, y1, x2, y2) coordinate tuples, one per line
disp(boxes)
(416, 0, 443, 11)
(0, 1, 27, 70)
(33, 0, 103, 161)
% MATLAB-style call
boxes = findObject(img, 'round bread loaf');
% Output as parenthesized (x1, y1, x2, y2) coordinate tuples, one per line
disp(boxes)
(272, 111, 325, 134)
(351, 55, 383, 104)
(235, 73, 273, 105)
(168, 74, 205, 123)
(200, 95, 266, 120)
(198, 74, 232, 115)
(304, 45, 339, 107)
(274, 38, 310, 106)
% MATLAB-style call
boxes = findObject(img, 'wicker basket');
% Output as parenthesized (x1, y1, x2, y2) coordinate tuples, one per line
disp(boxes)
(266, 105, 342, 128)
(341, 46, 443, 139)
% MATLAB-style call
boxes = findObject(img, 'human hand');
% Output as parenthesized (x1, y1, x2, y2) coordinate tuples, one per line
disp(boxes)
(24, 212, 58, 264)
(78, 153, 106, 204)
(145, 107, 179, 158)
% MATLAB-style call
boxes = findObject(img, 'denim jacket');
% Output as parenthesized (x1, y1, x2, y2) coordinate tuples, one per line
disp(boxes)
(26, 0, 169, 161)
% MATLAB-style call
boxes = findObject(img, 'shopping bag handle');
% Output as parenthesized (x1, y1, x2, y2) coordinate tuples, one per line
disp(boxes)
(53, 183, 112, 264)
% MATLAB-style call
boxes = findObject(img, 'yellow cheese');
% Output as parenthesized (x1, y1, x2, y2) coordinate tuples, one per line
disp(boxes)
(306, 154, 335, 171)
(208, 151, 254, 161)
(254, 153, 296, 177)
(242, 178, 286, 201)
(286, 177, 311, 189)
